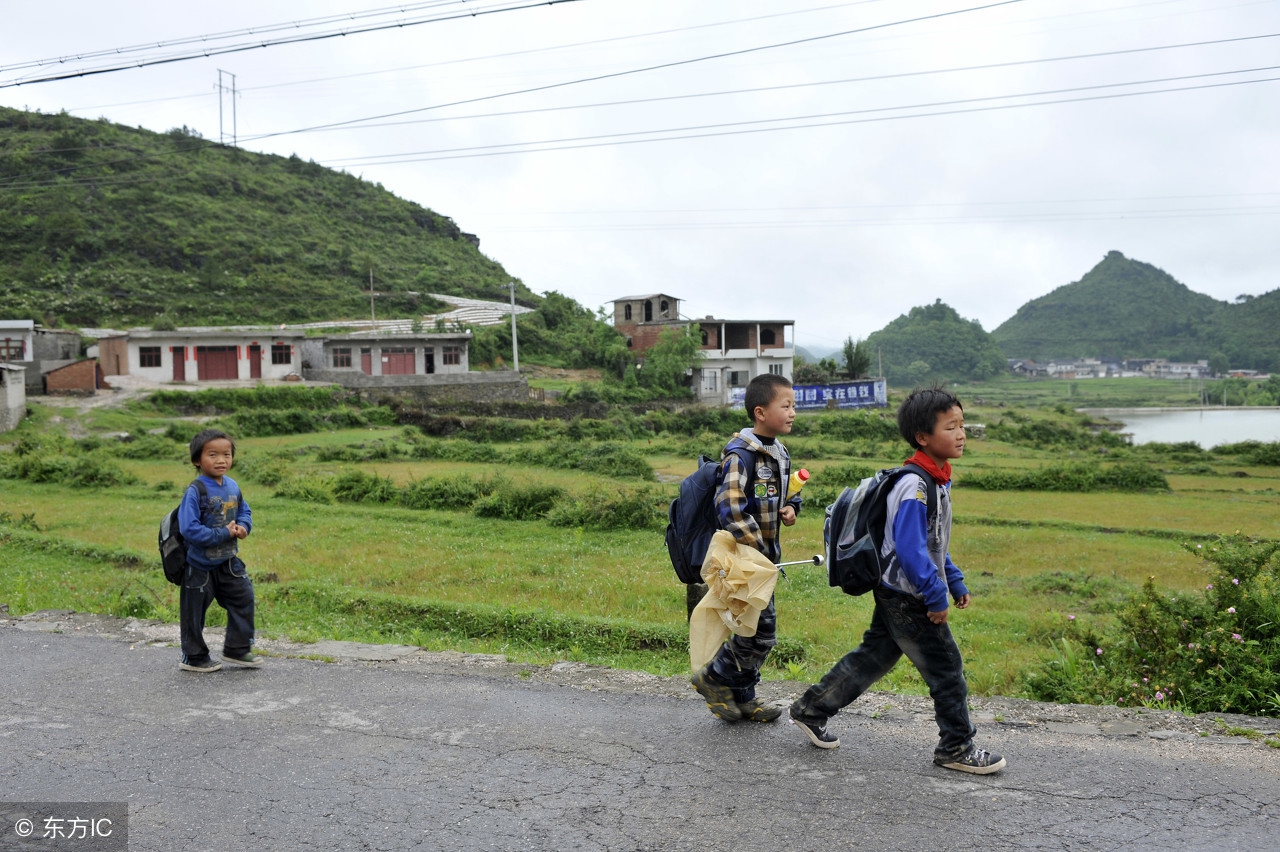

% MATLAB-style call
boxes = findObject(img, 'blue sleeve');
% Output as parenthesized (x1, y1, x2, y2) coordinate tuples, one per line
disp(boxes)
(891, 498, 950, 612)
(945, 555, 968, 599)
(234, 482, 252, 535)
(177, 484, 230, 548)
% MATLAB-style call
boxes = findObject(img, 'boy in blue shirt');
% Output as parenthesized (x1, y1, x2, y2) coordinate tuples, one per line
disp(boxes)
(788, 388, 1006, 774)
(178, 429, 258, 673)
(691, 374, 803, 723)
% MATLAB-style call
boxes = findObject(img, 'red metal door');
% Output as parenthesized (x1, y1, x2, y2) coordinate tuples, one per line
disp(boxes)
(361, 349, 372, 375)
(197, 346, 238, 380)
(381, 347, 415, 375)
(172, 347, 185, 381)
(249, 345, 262, 379)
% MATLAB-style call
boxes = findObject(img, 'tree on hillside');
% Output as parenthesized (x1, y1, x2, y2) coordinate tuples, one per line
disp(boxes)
(867, 300, 1007, 386)
(842, 336, 873, 379)
(639, 324, 703, 396)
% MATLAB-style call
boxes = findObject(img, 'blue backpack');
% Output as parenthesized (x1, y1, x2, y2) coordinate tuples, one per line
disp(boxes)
(824, 463, 936, 596)
(158, 479, 207, 585)
(665, 449, 753, 584)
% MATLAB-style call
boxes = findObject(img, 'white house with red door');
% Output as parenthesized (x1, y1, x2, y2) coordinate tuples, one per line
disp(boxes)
(98, 329, 307, 383)
(299, 331, 471, 378)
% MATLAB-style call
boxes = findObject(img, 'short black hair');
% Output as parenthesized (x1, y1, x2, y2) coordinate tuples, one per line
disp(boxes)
(744, 373, 792, 420)
(897, 386, 962, 449)
(189, 428, 236, 467)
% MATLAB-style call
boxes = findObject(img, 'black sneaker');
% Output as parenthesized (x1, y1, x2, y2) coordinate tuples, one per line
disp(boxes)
(691, 666, 742, 722)
(737, 699, 783, 723)
(179, 656, 222, 673)
(788, 706, 840, 749)
(935, 746, 1006, 775)
(221, 651, 262, 668)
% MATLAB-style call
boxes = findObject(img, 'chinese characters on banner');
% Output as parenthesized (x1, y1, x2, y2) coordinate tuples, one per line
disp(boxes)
(792, 379, 888, 410)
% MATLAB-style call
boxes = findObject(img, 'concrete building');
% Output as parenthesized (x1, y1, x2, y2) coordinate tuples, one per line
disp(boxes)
(44, 359, 109, 395)
(299, 331, 471, 378)
(0, 320, 84, 393)
(611, 294, 795, 406)
(0, 362, 25, 432)
(98, 329, 307, 383)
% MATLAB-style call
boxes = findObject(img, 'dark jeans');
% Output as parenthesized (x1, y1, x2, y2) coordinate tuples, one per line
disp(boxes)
(180, 558, 255, 662)
(792, 588, 976, 760)
(706, 594, 776, 703)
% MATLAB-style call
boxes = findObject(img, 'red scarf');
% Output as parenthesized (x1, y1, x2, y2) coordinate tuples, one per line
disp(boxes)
(904, 450, 951, 485)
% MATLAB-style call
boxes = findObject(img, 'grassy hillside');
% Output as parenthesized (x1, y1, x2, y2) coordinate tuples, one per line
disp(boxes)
(0, 107, 534, 327)
(991, 251, 1280, 371)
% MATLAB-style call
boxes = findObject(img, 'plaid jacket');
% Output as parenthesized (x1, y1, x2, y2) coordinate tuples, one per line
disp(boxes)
(714, 428, 802, 564)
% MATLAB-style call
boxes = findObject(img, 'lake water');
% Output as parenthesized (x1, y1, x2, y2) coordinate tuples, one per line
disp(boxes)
(1084, 408, 1280, 448)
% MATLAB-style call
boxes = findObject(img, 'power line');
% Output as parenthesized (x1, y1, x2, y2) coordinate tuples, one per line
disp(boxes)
(239, 0, 1031, 142)
(51, 1, 896, 112)
(315, 67, 1280, 166)
(4, 63, 1277, 191)
(247, 31, 1280, 137)
(0, 0, 588, 89)
(0, 1, 472, 73)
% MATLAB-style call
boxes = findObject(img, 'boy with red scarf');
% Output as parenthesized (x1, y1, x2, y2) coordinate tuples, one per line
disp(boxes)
(788, 387, 1006, 774)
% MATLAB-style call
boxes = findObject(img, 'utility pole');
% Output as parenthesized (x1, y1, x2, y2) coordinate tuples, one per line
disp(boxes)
(369, 268, 376, 330)
(217, 70, 237, 146)
(508, 281, 519, 372)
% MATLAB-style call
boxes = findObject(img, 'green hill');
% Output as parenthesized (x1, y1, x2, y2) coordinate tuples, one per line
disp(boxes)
(0, 107, 533, 327)
(866, 300, 1009, 385)
(991, 251, 1280, 371)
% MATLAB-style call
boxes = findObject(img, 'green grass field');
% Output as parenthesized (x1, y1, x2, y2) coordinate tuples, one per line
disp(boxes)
(2, 390, 1277, 701)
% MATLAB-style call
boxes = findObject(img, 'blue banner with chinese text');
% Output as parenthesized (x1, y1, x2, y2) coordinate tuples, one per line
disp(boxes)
(793, 379, 887, 410)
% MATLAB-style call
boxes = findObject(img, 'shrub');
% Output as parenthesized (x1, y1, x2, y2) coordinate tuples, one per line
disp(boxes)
(1024, 534, 1280, 716)
(331, 471, 398, 504)
(0, 450, 140, 488)
(961, 462, 1168, 492)
(111, 434, 186, 461)
(274, 477, 335, 504)
(472, 483, 565, 520)
(547, 487, 662, 531)
(400, 475, 495, 511)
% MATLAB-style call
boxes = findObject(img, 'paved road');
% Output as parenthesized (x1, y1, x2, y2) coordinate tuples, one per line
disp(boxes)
(2, 612, 1278, 852)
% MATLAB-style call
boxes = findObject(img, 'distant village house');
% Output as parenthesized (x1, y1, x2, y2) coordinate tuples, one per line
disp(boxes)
(612, 294, 794, 405)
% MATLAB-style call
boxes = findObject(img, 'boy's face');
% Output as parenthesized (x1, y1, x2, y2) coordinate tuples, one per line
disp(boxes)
(916, 405, 965, 464)
(753, 387, 796, 438)
(198, 438, 235, 480)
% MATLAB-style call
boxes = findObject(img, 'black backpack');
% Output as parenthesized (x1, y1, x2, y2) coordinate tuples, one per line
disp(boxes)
(665, 448, 753, 584)
(159, 480, 207, 586)
(824, 463, 936, 596)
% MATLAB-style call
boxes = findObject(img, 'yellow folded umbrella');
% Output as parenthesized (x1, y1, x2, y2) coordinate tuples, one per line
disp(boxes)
(689, 530, 780, 671)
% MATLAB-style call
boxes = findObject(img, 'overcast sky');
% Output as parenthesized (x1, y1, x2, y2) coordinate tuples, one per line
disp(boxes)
(3, 0, 1278, 354)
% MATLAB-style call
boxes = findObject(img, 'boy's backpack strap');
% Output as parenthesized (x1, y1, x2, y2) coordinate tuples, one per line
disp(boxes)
(190, 478, 209, 507)
(899, 463, 938, 539)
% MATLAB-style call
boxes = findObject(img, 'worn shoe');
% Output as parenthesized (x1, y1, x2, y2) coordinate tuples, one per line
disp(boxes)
(737, 700, 783, 723)
(935, 746, 1006, 775)
(179, 656, 222, 673)
(788, 706, 840, 749)
(691, 666, 742, 722)
(221, 651, 262, 668)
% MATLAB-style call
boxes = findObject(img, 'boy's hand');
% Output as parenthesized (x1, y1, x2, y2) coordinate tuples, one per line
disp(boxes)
(954, 593, 971, 609)
(780, 505, 796, 526)
(928, 609, 949, 625)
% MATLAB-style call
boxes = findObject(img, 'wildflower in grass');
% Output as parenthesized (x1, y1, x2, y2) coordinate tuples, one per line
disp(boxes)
(1206, 584, 1213, 590)
(1228, 607, 1236, 614)
(1233, 634, 1243, 642)
(1232, 578, 1239, 585)
(1096, 648, 1103, 656)
(1068, 614, 1076, 621)
(1155, 691, 1165, 701)
(1143, 677, 1149, 683)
